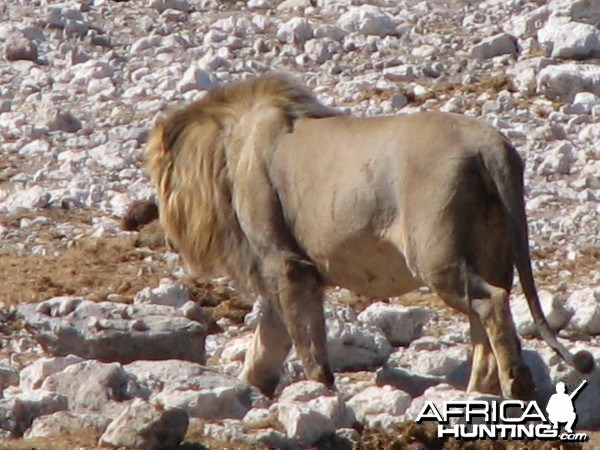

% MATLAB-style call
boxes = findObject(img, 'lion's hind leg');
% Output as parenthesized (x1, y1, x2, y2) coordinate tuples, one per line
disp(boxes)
(426, 265, 533, 399)
(239, 295, 292, 397)
(467, 314, 500, 394)
(468, 275, 534, 400)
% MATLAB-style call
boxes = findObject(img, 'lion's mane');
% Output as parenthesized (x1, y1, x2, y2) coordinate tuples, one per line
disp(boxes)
(145, 74, 339, 290)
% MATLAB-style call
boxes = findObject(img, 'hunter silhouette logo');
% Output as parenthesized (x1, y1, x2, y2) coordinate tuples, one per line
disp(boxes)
(546, 380, 586, 434)
(415, 380, 590, 442)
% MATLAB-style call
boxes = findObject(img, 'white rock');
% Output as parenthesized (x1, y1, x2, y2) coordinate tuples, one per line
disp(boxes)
(25, 411, 109, 438)
(470, 33, 517, 60)
(276, 18, 313, 45)
(506, 6, 550, 38)
(41, 361, 133, 414)
(407, 346, 466, 378)
(304, 39, 335, 64)
(150, 0, 190, 13)
(572, 91, 600, 113)
(202, 419, 246, 442)
(537, 142, 575, 175)
(0, 391, 67, 437)
(337, 5, 397, 37)
(382, 65, 415, 82)
(177, 65, 216, 93)
(326, 305, 391, 371)
(537, 63, 600, 101)
(0, 186, 51, 213)
(280, 381, 354, 428)
(277, 401, 335, 446)
(358, 303, 434, 346)
(347, 385, 411, 428)
(130, 35, 163, 53)
(511, 290, 574, 337)
(277, 0, 311, 10)
(19, 299, 207, 364)
(247, 0, 271, 9)
(567, 288, 600, 335)
(134, 278, 190, 308)
(71, 60, 114, 85)
(124, 359, 207, 393)
(18, 139, 51, 157)
(154, 383, 253, 420)
(549, 0, 600, 26)
(314, 24, 347, 42)
(538, 20, 600, 59)
(19, 355, 84, 390)
(100, 398, 188, 450)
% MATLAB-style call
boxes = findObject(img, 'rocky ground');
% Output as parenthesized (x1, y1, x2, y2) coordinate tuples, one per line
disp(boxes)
(0, 0, 599, 448)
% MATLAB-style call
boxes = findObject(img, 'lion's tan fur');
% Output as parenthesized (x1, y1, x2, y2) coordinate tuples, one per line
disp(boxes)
(145, 74, 591, 398)
(146, 74, 339, 290)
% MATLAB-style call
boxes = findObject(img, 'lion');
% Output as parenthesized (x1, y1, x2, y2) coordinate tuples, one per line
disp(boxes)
(145, 74, 593, 399)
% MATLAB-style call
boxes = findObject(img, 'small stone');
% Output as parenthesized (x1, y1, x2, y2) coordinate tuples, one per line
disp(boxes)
(567, 288, 600, 335)
(337, 5, 397, 37)
(358, 303, 434, 346)
(1, 186, 51, 213)
(150, 0, 190, 13)
(470, 33, 518, 60)
(134, 279, 189, 308)
(537, 63, 600, 102)
(20, 355, 84, 390)
(326, 305, 391, 371)
(277, 401, 335, 447)
(538, 20, 600, 60)
(511, 290, 574, 337)
(100, 398, 188, 450)
(4, 31, 38, 62)
(347, 385, 411, 428)
(276, 18, 313, 45)
(177, 65, 216, 93)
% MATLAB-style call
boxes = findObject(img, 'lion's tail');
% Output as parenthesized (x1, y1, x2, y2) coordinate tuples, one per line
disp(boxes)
(480, 139, 594, 374)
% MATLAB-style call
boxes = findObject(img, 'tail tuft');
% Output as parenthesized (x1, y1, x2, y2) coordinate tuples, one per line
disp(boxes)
(574, 350, 595, 374)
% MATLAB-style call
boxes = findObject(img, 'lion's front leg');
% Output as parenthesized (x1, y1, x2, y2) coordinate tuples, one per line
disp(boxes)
(239, 296, 292, 397)
(277, 257, 334, 388)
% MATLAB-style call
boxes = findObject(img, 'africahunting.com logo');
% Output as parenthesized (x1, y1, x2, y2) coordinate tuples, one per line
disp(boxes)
(416, 381, 588, 442)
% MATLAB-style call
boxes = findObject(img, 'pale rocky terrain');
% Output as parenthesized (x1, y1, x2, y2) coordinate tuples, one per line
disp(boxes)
(0, 0, 599, 448)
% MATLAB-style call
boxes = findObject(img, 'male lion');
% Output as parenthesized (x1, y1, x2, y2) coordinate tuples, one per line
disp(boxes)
(145, 74, 593, 399)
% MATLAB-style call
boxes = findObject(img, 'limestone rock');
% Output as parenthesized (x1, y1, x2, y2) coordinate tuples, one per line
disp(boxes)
(567, 288, 600, 335)
(99, 398, 188, 450)
(337, 6, 397, 37)
(511, 290, 574, 337)
(326, 305, 391, 371)
(347, 385, 411, 428)
(358, 303, 434, 346)
(18, 298, 207, 364)
(470, 33, 518, 60)
(537, 63, 600, 101)
(538, 20, 600, 59)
